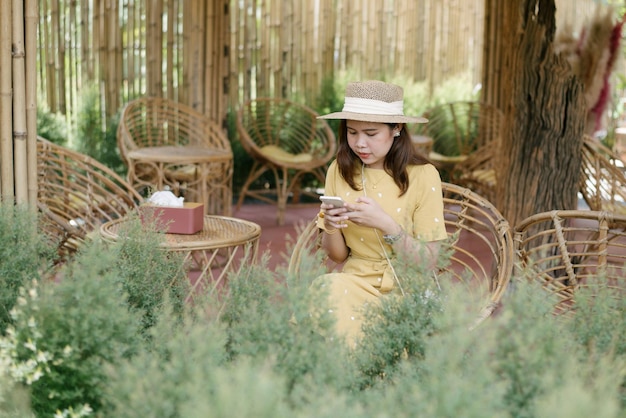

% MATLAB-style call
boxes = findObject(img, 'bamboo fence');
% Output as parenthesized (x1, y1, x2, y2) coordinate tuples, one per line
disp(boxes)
(0, 0, 610, 205)
(33, 0, 603, 122)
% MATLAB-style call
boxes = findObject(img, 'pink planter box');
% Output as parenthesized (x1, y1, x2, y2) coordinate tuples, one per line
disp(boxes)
(139, 202, 204, 234)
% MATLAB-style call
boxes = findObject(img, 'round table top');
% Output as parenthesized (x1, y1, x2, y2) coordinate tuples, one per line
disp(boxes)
(411, 134, 433, 145)
(100, 215, 261, 251)
(127, 145, 233, 164)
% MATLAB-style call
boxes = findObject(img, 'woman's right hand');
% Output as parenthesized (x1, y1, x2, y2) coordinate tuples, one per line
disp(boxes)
(319, 203, 350, 263)
(320, 203, 349, 230)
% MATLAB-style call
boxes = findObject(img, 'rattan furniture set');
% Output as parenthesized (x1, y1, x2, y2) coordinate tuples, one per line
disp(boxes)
(35, 97, 626, 323)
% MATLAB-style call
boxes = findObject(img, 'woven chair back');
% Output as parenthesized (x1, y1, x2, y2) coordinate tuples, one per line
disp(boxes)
(37, 137, 142, 258)
(580, 135, 626, 214)
(237, 97, 336, 171)
(514, 209, 626, 315)
(118, 97, 231, 165)
(235, 97, 336, 225)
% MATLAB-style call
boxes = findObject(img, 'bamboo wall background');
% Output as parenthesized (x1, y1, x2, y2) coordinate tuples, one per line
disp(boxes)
(35, 0, 602, 127)
(0, 0, 610, 204)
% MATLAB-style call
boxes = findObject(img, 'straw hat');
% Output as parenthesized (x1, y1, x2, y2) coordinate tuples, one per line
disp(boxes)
(317, 80, 427, 124)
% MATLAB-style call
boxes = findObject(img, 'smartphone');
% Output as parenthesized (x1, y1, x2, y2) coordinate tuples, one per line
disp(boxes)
(320, 195, 345, 208)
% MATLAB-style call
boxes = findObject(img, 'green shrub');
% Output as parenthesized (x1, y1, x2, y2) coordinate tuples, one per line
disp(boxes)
(1, 200, 625, 417)
(2, 242, 143, 417)
(103, 310, 229, 417)
(0, 204, 55, 333)
(73, 83, 126, 176)
(354, 256, 445, 388)
(430, 71, 479, 106)
(36, 99, 68, 146)
(106, 216, 190, 334)
(220, 259, 355, 405)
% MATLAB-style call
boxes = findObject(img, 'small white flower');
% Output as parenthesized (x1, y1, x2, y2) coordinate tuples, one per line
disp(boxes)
(63, 345, 73, 356)
(24, 339, 37, 352)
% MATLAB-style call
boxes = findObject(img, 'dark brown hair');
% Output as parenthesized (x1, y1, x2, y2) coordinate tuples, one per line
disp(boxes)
(335, 120, 431, 196)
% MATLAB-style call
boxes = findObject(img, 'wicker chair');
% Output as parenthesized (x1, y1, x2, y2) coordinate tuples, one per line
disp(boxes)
(117, 97, 233, 215)
(579, 135, 626, 214)
(514, 210, 626, 315)
(37, 137, 143, 258)
(235, 97, 336, 225)
(415, 101, 504, 202)
(288, 182, 514, 326)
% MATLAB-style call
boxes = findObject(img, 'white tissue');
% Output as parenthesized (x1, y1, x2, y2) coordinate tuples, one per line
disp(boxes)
(147, 190, 184, 207)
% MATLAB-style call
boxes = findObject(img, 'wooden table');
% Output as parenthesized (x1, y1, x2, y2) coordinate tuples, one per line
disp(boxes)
(411, 134, 433, 156)
(427, 151, 468, 181)
(126, 145, 233, 216)
(100, 215, 261, 301)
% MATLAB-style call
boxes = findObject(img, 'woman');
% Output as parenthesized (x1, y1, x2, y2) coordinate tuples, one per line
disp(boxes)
(314, 80, 447, 347)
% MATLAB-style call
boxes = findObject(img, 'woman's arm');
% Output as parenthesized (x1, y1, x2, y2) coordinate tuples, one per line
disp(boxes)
(318, 204, 350, 263)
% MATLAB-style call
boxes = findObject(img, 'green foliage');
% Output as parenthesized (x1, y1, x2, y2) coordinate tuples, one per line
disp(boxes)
(3, 243, 144, 417)
(226, 107, 255, 195)
(73, 82, 126, 176)
(105, 216, 190, 333)
(0, 204, 55, 333)
(313, 75, 343, 135)
(1, 200, 625, 416)
(220, 260, 356, 404)
(430, 71, 480, 106)
(36, 99, 68, 146)
(354, 251, 444, 387)
(103, 311, 229, 417)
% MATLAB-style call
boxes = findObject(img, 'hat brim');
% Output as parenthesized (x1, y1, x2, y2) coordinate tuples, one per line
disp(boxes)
(317, 111, 428, 124)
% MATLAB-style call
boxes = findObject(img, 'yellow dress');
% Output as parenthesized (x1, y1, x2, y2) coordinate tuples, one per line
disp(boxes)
(314, 160, 447, 347)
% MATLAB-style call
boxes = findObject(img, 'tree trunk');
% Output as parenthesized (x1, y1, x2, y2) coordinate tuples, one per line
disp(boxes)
(488, 0, 586, 229)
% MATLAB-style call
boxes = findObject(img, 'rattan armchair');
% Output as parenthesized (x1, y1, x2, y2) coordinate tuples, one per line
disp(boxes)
(118, 97, 233, 215)
(37, 137, 143, 258)
(415, 101, 504, 202)
(579, 135, 626, 214)
(235, 97, 336, 225)
(514, 209, 626, 315)
(288, 182, 514, 326)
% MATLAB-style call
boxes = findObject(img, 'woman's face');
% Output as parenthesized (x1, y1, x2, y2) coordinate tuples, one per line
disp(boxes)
(346, 120, 399, 169)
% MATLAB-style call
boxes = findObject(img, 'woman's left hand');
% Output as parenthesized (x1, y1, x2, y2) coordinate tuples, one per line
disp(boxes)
(344, 197, 396, 232)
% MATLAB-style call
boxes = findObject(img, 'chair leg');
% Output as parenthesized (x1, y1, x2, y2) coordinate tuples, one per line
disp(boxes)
(235, 160, 267, 212)
(276, 167, 290, 226)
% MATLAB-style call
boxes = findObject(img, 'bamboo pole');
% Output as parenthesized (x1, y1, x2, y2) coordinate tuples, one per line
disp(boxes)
(0, 0, 13, 200)
(43, 0, 56, 112)
(25, 0, 37, 205)
(147, 0, 163, 96)
(56, 0, 66, 113)
(69, 0, 77, 114)
(190, 0, 204, 108)
(81, 0, 91, 80)
(12, 0, 28, 204)
(37, 0, 46, 107)
(166, 0, 175, 102)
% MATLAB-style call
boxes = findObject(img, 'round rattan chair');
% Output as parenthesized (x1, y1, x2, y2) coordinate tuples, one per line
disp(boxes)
(514, 209, 626, 315)
(37, 137, 143, 259)
(117, 97, 233, 216)
(235, 97, 336, 225)
(288, 182, 514, 327)
(415, 101, 504, 202)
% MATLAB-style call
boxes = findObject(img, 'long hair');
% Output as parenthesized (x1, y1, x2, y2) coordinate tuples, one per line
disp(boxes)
(335, 120, 431, 195)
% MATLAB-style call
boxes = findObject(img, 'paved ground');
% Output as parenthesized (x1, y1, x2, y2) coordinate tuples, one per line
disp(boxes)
(232, 202, 320, 271)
